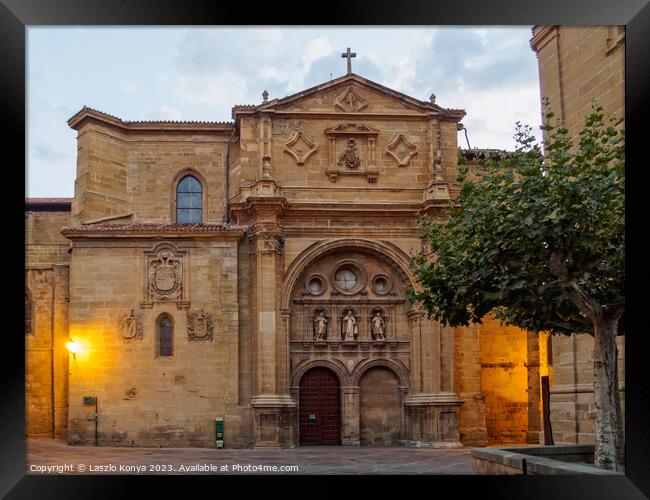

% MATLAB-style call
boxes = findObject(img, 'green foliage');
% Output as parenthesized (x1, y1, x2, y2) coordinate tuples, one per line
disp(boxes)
(409, 100, 625, 336)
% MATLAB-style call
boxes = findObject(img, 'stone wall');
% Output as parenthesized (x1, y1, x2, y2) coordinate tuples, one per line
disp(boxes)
(531, 26, 625, 446)
(454, 325, 488, 446)
(531, 26, 624, 134)
(25, 209, 71, 438)
(548, 333, 625, 444)
(65, 237, 250, 447)
(478, 316, 532, 444)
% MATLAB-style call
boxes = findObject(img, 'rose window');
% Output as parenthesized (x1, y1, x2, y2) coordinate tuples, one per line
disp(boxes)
(335, 269, 358, 291)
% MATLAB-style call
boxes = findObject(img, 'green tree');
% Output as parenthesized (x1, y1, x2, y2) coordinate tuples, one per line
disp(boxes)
(409, 101, 625, 470)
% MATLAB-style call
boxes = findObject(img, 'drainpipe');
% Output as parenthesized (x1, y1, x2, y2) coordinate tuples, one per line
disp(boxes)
(224, 123, 238, 224)
(458, 123, 471, 149)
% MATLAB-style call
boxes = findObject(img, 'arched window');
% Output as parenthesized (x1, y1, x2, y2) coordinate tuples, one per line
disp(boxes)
(25, 292, 33, 335)
(176, 175, 202, 224)
(157, 314, 173, 357)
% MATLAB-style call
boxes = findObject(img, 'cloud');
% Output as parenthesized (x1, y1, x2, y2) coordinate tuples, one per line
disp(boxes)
(446, 83, 542, 150)
(149, 105, 182, 121)
(175, 71, 249, 109)
(120, 79, 137, 95)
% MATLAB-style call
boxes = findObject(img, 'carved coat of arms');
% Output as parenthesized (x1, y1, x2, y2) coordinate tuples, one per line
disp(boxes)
(338, 138, 361, 169)
(147, 248, 183, 301)
(187, 310, 214, 341)
(118, 309, 143, 341)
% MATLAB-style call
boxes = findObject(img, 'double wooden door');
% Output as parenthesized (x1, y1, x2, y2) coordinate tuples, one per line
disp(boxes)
(299, 368, 341, 445)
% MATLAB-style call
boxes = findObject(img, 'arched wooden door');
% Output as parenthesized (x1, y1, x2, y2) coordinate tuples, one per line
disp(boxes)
(299, 367, 341, 445)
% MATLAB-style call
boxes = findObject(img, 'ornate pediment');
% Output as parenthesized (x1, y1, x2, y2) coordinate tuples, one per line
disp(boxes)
(386, 134, 419, 166)
(324, 123, 379, 137)
(334, 86, 368, 112)
(283, 131, 318, 166)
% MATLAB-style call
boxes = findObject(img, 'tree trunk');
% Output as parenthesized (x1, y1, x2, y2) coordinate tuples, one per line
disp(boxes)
(592, 315, 624, 470)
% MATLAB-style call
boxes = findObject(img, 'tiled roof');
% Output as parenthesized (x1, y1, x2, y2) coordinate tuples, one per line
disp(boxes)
(61, 223, 247, 234)
(68, 106, 234, 127)
(25, 198, 72, 211)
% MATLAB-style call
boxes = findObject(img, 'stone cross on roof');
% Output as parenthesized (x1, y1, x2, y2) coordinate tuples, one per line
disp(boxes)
(341, 47, 356, 75)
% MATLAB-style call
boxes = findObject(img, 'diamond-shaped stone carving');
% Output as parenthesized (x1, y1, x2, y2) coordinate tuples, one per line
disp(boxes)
(334, 87, 368, 112)
(284, 131, 318, 166)
(386, 134, 418, 166)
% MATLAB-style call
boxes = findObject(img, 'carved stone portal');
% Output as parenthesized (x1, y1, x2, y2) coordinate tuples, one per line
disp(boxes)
(187, 309, 214, 341)
(117, 309, 143, 341)
(386, 134, 418, 166)
(284, 131, 318, 166)
(335, 86, 368, 113)
(145, 243, 185, 302)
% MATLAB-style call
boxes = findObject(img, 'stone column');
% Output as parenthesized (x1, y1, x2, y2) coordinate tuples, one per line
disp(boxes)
(248, 199, 296, 448)
(404, 308, 463, 447)
(341, 387, 360, 446)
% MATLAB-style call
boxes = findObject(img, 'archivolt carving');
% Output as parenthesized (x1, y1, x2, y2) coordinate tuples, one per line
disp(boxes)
(284, 131, 318, 166)
(186, 309, 214, 341)
(117, 309, 143, 341)
(386, 134, 418, 166)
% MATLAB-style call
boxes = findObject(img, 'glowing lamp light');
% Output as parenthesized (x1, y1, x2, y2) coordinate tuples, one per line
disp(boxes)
(66, 340, 82, 358)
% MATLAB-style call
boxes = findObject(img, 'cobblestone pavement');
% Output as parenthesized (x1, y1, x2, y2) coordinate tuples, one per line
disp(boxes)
(26, 439, 475, 475)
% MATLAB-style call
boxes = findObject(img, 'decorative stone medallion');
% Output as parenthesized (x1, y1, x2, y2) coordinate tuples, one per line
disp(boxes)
(284, 131, 318, 166)
(386, 134, 418, 166)
(146, 243, 184, 301)
(334, 87, 368, 112)
(186, 309, 214, 341)
(118, 309, 143, 341)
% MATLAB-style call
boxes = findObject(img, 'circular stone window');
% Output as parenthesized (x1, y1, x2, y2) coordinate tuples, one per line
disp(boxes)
(305, 274, 326, 296)
(371, 273, 392, 295)
(331, 261, 366, 295)
(335, 268, 358, 291)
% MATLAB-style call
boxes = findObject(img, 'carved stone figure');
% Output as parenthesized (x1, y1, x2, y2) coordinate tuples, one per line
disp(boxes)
(371, 311, 386, 340)
(118, 309, 143, 341)
(342, 309, 358, 341)
(338, 139, 361, 169)
(187, 309, 214, 341)
(313, 311, 328, 340)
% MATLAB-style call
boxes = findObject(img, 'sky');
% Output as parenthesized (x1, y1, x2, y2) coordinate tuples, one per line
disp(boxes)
(27, 27, 542, 198)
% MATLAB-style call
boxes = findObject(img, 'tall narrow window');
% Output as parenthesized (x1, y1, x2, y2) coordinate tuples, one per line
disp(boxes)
(157, 315, 173, 357)
(176, 175, 202, 224)
(25, 292, 33, 335)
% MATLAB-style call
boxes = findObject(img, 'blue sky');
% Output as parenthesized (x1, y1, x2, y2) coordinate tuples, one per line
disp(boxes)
(27, 27, 542, 198)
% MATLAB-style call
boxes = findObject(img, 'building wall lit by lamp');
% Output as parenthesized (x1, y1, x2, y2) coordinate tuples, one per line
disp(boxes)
(66, 340, 82, 359)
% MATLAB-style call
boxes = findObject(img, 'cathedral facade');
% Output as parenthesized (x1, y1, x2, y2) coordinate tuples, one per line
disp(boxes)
(26, 57, 559, 448)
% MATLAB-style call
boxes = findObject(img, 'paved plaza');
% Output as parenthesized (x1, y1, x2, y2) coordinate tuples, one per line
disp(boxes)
(26, 439, 475, 475)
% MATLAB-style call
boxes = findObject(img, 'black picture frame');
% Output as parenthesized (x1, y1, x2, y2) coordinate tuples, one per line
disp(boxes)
(4, 0, 649, 497)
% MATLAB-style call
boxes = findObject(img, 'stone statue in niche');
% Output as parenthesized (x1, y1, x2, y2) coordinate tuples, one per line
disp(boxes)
(342, 309, 358, 341)
(338, 139, 361, 169)
(313, 311, 328, 340)
(371, 311, 386, 340)
(118, 309, 143, 341)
